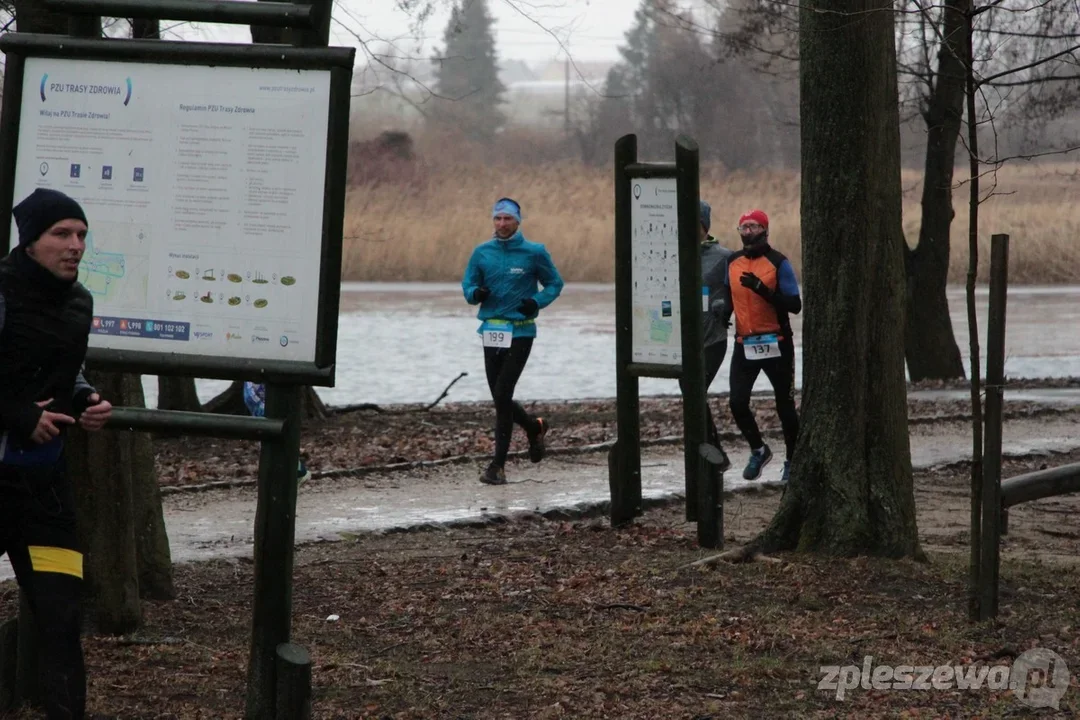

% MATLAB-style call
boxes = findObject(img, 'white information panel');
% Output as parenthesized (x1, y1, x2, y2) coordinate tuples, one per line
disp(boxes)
(629, 177, 681, 365)
(10, 57, 331, 363)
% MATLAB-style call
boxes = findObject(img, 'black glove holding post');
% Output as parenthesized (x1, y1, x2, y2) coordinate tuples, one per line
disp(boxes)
(473, 286, 491, 303)
(517, 298, 538, 318)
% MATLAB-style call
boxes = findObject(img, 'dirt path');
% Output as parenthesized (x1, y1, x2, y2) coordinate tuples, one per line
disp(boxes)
(154, 411, 1080, 565)
(7, 410, 1077, 584)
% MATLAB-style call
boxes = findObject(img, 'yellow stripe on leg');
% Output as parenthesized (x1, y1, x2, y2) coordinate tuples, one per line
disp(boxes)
(28, 546, 83, 579)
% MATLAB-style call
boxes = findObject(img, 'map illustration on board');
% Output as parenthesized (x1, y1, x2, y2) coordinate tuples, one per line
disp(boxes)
(78, 221, 150, 310)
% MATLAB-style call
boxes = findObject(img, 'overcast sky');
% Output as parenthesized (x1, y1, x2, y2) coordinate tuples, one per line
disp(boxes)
(171, 0, 680, 67)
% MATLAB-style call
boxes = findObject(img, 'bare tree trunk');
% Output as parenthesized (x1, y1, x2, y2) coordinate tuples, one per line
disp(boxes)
(301, 386, 328, 420)
(68, 374, 143, 634)
(748, 0, 921, 559)
(964, 5, 984, 618)
(903, 0, 970, 382)
(129, 408, 174, 601)
(205, 380, 328, 420)
(156, 375, 202, 412)
(204, 380, 251, 416)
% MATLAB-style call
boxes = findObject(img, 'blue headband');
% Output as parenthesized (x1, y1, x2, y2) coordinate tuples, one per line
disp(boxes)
(492, 197, 521, 222)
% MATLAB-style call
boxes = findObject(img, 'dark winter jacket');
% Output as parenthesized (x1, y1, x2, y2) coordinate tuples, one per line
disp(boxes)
(0, 247, 95, 454)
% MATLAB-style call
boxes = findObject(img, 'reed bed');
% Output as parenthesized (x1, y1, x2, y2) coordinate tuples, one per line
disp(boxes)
(341, 156, 1080, 284)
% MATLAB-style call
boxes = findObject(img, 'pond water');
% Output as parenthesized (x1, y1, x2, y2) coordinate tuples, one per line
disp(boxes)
(141, 284, 1080, 408)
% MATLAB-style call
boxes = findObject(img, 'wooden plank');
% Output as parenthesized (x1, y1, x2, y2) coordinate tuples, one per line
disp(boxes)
(1001, 462, 1080, 508)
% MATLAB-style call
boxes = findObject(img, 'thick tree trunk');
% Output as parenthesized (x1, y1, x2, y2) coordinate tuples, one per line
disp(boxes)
(301, 386, 328, 420)
(128, 402, 175, 601)
(751, 0, 921, 559)
(68, 373, 144, 634)
(903, 0, 970, 382)
(156, 375, 202, 412)
(206, 380, 329, 420)
(205, 380, 251, 416)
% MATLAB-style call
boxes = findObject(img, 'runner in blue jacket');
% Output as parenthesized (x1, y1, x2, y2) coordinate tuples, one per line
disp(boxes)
(462, 197, 564, 485)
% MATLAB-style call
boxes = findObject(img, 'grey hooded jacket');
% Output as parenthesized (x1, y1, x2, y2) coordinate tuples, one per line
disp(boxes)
(701, 236, 733, 348)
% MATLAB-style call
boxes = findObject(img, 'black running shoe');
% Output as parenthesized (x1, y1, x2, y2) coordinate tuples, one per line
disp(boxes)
(527, 417, 548, 463)
(480, 463, 506, 485)
(743, 444, 773, 480)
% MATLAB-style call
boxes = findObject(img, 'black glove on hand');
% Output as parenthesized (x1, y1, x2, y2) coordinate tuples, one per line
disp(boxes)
(739, 272, 772, 299)
(517, 298, 539, 317)
(473, 286, 491, 303)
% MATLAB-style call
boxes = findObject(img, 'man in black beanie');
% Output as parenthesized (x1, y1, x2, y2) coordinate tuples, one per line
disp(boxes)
(0, 187, 113, 719)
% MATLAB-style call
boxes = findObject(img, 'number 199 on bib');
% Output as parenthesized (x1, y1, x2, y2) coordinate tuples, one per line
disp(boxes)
(483, 329, 512, 348)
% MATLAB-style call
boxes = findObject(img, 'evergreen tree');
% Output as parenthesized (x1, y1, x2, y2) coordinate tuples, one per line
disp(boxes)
(431, 0, 507, 142)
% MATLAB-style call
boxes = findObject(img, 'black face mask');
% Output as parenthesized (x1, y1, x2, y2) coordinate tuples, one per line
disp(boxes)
(741, 231, 769, 257)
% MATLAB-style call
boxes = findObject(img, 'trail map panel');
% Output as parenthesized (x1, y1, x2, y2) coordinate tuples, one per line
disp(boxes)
(629, 177, 681, 365)
(11, 58, 331, 363)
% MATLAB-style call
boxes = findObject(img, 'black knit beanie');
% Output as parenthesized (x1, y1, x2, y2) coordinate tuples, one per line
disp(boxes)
(12, 188, 88, 246)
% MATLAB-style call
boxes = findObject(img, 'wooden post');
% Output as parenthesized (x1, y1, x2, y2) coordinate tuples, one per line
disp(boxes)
(245, 383, 303, 719)
(697, 445, 724, 549)
(675, 136, 706, 524)
(275, 642, 312, 720)
(610, 134, 642, 526)
(978, 233, 1009, 621)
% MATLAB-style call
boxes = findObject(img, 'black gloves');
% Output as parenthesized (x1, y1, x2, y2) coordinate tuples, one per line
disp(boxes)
(517, 298, 539, 317)
(739, 272, 772, 299)
(739, 272, 801, 313)
(472, 288, 537, 316)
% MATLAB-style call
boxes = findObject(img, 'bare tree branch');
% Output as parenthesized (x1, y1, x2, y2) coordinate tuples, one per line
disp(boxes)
(977, 41, 1080, 84)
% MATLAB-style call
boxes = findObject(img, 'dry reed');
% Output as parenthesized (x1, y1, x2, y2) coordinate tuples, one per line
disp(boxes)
(341, 158, 1080, 284)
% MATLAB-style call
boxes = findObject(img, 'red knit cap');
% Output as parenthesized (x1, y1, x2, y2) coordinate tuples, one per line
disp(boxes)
(738, 209, 769, 229)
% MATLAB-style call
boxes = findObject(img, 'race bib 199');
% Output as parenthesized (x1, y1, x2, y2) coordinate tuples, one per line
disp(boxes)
(482, 320, 513, 348)
(744, 333, 780, 360)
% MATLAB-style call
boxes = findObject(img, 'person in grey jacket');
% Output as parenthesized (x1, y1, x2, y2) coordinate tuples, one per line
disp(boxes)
(699, 200, 733, 387)
(682, 199, 733, 470)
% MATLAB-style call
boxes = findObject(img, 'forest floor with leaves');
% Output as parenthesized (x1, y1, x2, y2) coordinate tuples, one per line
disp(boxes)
(3, 445, 1080, 718)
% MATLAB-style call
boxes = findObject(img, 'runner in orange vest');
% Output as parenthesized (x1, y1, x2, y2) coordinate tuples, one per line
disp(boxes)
(719, 209, 801, 483)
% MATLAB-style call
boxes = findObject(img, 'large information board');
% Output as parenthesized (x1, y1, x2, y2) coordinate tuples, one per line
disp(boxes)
(9, 57, 330, 364)
(629, 177, 681, 365)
